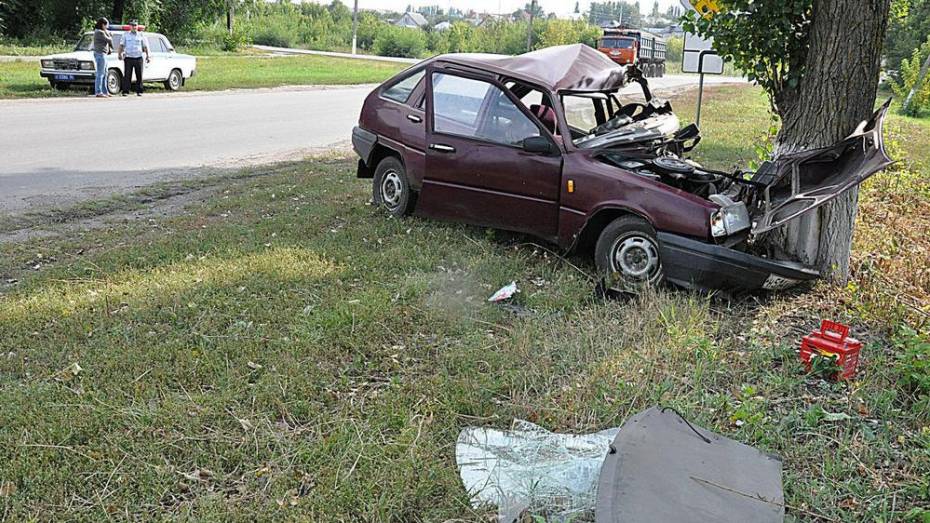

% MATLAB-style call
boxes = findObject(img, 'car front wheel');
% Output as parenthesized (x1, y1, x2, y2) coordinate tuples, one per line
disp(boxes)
(372, 156, 415, 217)
(164, 69, 183, 91)
(106, 69, 122, 95)
(595, 215, 663, 292)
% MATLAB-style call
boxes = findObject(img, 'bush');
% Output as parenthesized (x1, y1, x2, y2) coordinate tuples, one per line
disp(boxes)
(222, 30, 248, 52)
(895, 326, 930, 403)
(891, 36, 930, 116)
(373, 26, 427, 58)
(666, 35, 683, 64)
(253, 24, 295, 48)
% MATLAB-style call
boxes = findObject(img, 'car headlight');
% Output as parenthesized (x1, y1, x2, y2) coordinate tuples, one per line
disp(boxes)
(80, 61, 94, 71)
(709, 195, 751, 238)
(41, 59, 54, 69)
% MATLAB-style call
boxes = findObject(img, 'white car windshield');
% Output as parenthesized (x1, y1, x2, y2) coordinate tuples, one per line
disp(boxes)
(74, 32, 122, 51)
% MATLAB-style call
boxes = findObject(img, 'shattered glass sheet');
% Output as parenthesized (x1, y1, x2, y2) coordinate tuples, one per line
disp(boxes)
(455, 419, 619, 522)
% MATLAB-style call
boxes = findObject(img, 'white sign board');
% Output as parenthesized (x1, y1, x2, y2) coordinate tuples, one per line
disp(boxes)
(679, 0, 724, 75)
(682, 32, 724, 74)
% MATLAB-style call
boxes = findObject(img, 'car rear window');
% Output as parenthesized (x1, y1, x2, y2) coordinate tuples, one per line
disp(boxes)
(382, 70, 425, 104)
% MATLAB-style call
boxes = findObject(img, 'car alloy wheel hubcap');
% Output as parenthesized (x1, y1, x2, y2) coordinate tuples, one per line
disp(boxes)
(612, 235, 659, 280)
(381, 171, 402, 209)
(108, 75, 118, 91)
(171, 73, 180, 88)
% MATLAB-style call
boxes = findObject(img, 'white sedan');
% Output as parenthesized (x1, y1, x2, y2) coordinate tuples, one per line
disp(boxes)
(39, 27, 197, 95)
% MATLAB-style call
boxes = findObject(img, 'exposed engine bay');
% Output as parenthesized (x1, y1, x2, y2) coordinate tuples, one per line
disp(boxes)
(574, 89, 894, 239)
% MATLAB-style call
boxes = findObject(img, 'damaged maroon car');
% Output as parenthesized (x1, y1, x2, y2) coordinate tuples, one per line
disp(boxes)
(352, 44, 892, 291)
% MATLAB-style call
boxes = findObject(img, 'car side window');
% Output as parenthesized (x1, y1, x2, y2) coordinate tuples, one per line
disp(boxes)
(432, 73, 541, 147)
(146, 36, 165, 53)
(382, 70, 425, 104)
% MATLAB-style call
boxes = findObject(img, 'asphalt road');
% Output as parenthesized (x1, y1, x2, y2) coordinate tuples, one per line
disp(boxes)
(0, 75, 743, 216)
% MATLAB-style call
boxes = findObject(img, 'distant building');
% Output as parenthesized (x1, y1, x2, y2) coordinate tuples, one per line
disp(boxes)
(395, 12, 428, 29)
(434, 21, 453, 32)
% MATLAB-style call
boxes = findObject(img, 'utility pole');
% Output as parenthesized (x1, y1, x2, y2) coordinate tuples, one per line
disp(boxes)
(527, 0, 537, 52)
(351, 0, 359, 55)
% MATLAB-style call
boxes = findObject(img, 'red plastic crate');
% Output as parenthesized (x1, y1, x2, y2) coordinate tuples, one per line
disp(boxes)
(800, 320, 862, 380)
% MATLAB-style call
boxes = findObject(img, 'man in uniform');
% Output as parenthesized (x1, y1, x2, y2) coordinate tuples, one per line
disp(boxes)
(117, 20, 150, 96)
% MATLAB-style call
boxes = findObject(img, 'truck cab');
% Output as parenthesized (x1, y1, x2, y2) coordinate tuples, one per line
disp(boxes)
(598, 29, 666, 78)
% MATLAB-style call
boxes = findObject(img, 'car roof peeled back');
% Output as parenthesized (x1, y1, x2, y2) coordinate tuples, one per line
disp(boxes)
(432, 44, 630, 93)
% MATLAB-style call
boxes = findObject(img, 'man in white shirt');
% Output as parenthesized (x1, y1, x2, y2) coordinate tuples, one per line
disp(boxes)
(117, 20, 150, 96)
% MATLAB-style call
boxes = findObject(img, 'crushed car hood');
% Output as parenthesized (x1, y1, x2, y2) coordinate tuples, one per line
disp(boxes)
(575, 112, 680, 149)
(750, 100, 894, 234)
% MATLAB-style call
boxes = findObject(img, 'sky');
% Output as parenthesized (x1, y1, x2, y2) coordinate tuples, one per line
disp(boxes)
(310, 0, 684, 18)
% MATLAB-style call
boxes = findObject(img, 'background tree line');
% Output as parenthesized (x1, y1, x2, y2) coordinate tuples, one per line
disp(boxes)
(1, 0, 925, 113)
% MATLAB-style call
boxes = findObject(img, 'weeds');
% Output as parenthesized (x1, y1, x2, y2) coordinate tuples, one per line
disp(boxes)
(0, 85, 927, 521)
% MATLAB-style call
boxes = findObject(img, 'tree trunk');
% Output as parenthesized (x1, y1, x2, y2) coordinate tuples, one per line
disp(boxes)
(112, 0, 125, 23)
(766, 0, 891, 282)
(227, 2, 235, 35)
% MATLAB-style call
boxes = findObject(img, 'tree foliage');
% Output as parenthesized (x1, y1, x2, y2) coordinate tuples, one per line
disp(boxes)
(683, 1, 813, 112)
(885, 0, 930, 73)
(891, 35, 930, 115)
(0, 0, 229, 40)
(589, 1, 643, 27)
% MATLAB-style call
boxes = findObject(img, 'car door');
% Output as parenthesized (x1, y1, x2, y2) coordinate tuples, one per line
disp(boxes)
(418, 68, 563, 241)
(144, 35, 168, 80)
(371, 68, 427, 185)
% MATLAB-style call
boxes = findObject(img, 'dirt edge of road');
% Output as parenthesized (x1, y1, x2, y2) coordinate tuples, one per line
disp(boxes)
(0, 151, 350, 245)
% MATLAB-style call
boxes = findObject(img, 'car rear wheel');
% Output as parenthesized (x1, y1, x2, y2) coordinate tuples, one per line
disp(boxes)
(106, 69, 122, 95)
(164, 69, 183, 91)
(595, 215, 663, 291)
(372, 157, 415, 217)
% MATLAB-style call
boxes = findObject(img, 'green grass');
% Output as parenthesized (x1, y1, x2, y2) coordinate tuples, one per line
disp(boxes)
(1, 86, 928, 521)
(0, 53, 407, 98)
(0, 41, 69, 56)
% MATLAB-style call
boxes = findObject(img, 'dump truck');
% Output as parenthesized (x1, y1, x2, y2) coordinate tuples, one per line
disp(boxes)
(597, 28, 666, 77)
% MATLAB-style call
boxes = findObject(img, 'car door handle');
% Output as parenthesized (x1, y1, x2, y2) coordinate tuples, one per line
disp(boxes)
(407, 114, 422, 123)
(429, 143, 456, 153)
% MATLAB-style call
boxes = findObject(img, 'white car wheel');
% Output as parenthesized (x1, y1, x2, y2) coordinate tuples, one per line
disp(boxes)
(106, 69, 122, 95)
(164, 69, 183, 91)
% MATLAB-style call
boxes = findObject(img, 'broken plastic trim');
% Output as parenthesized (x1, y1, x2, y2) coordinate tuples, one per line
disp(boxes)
(750, 99, 894, 234)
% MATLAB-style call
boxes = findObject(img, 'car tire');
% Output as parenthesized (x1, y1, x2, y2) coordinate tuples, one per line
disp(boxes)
(372, 156, 415, 217)
(106, 69, 122, 95)
(51, 81, 68, 91)
(595, 215, 663, 292)
(164, 69, 183, 91)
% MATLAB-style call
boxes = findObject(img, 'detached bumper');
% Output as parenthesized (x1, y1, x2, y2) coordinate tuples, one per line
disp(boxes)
(658, 232, 820, 291)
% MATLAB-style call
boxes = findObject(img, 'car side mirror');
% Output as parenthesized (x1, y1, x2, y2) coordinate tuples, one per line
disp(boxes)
(168, 47, 175, 52)
(523, 136, 555, 155)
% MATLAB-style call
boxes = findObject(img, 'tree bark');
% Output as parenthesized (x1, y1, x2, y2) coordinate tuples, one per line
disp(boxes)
(112, 0, 125, 23)
(227, 2, 235, 35)
(766, 0, 891, 283)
